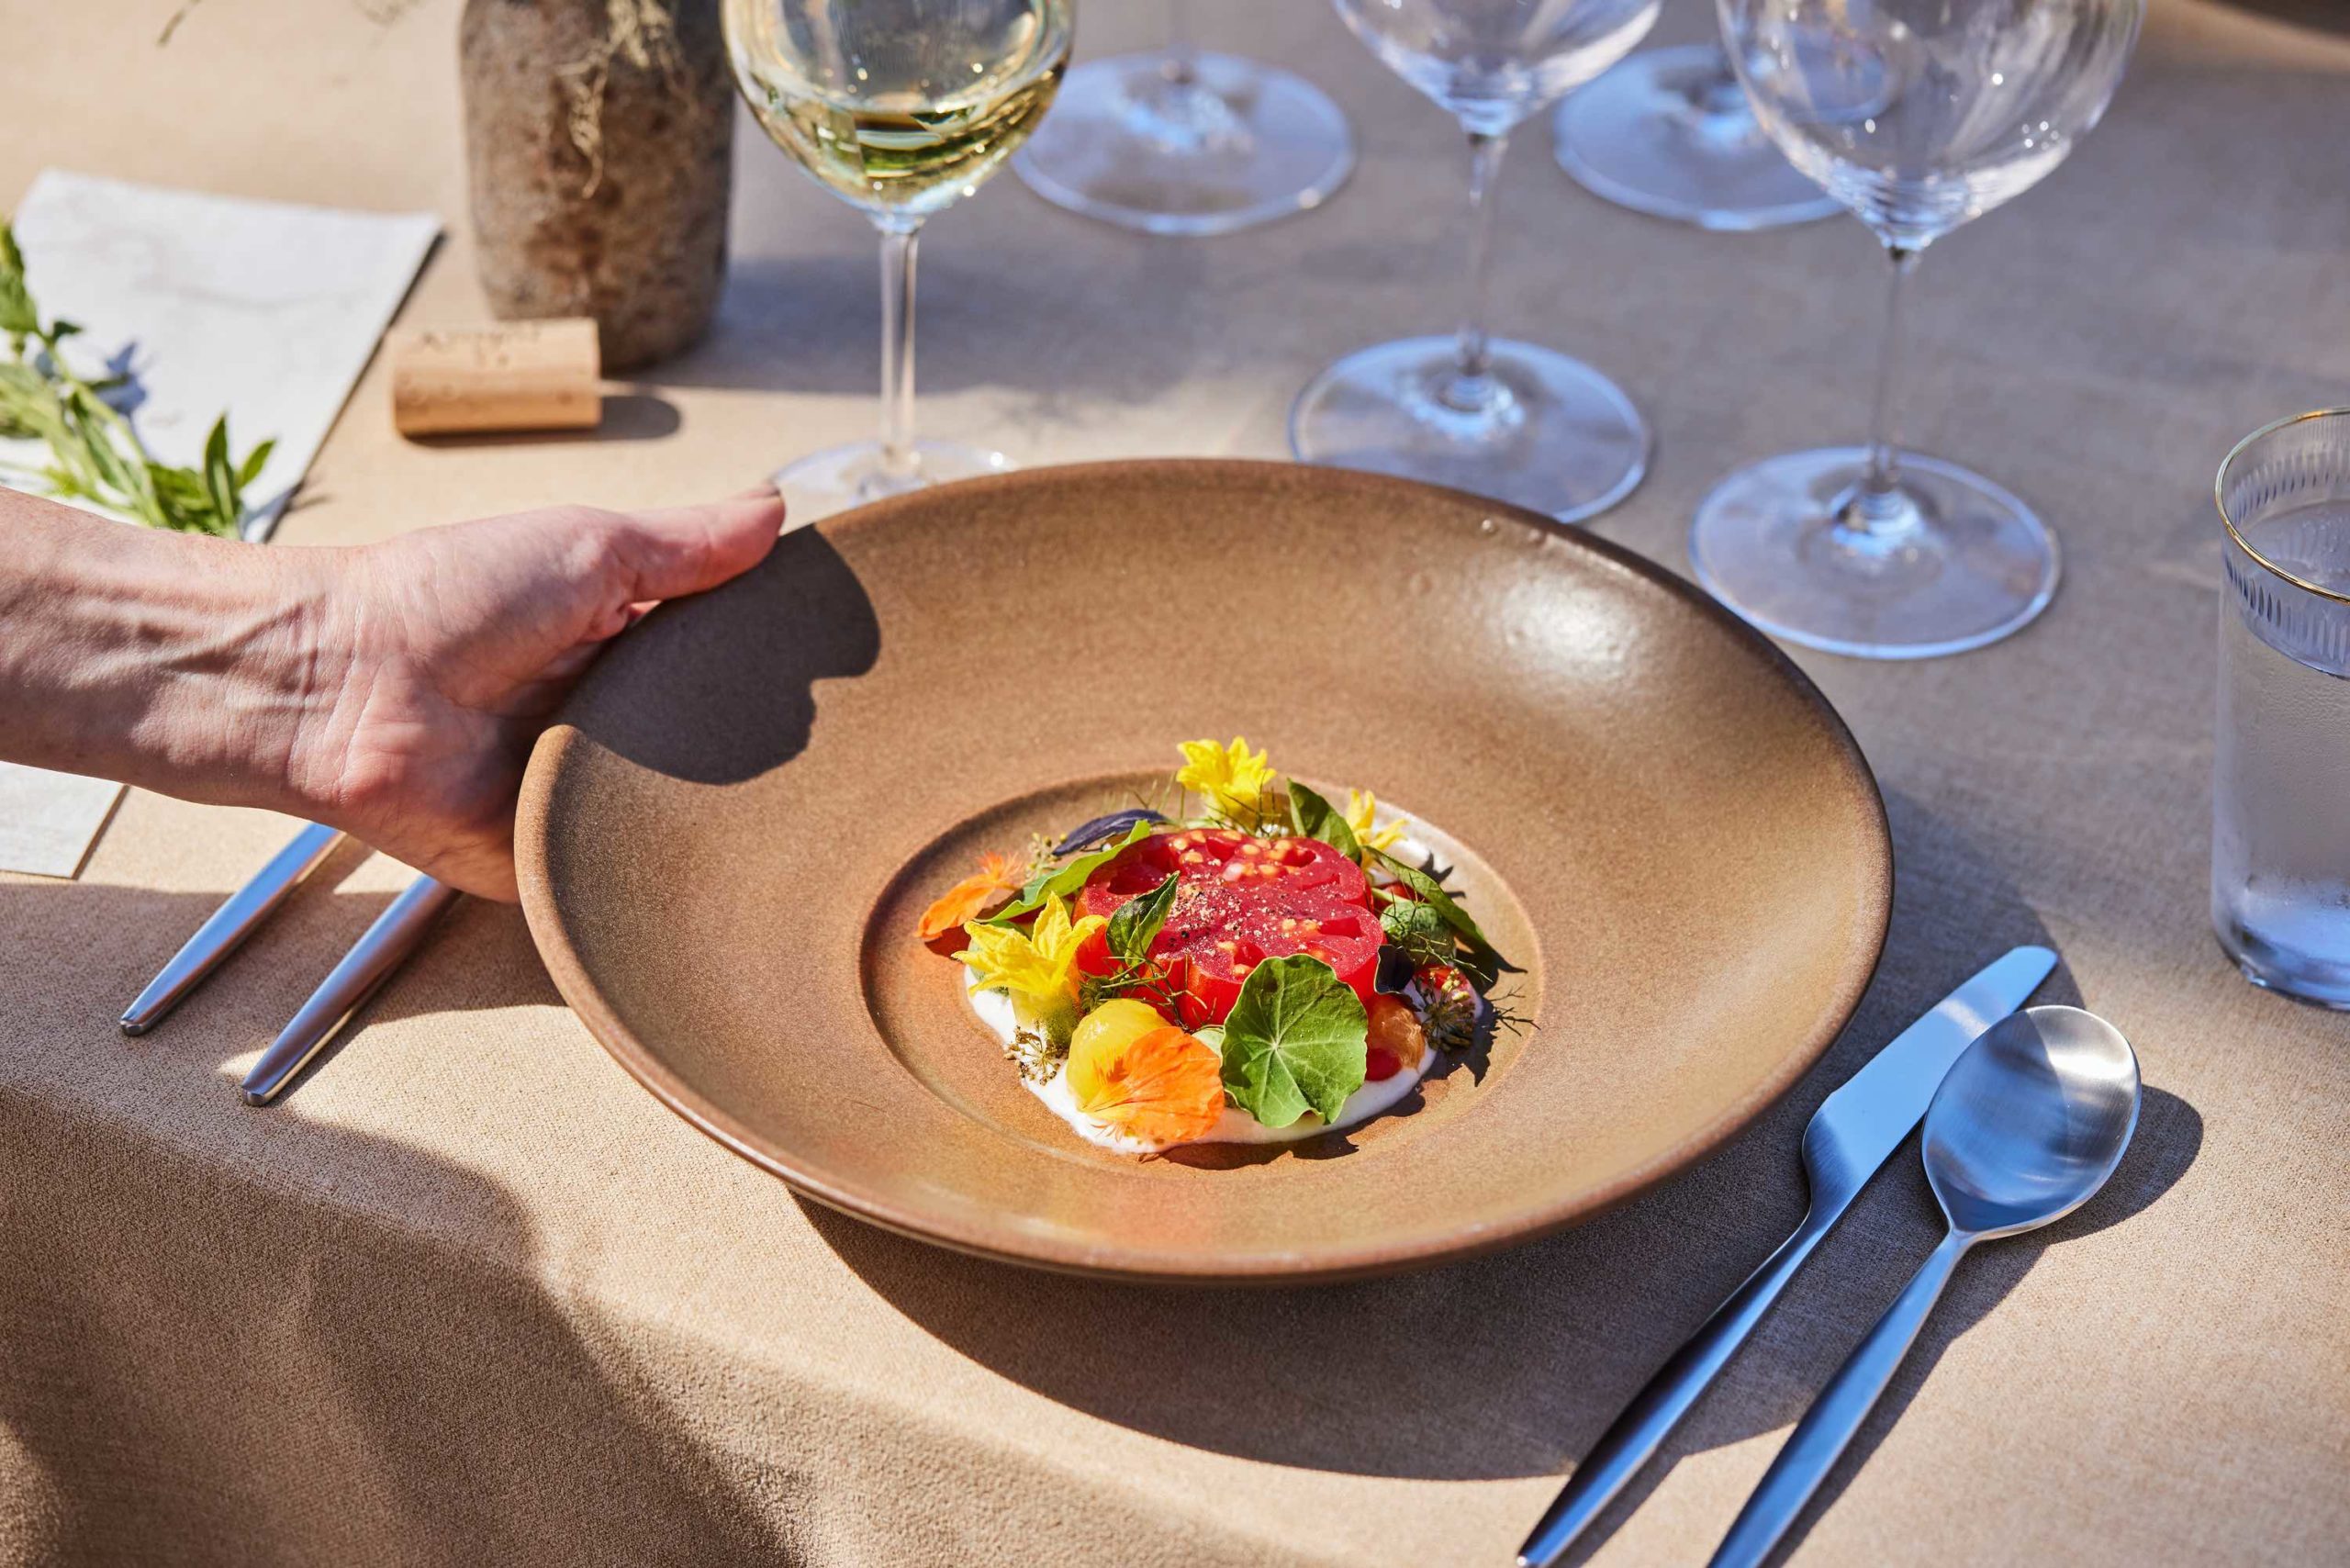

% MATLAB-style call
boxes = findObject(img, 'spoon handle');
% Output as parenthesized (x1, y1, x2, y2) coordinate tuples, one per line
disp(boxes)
(1517, 1206, 1839, 1566)
(1708, 1229, 1973, 1568)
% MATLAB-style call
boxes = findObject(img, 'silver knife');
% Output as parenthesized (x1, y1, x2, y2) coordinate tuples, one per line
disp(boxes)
(240, 873, 461, 1105)
(1516, 946, 2057, 1567)
(120, 822, 346, 1036)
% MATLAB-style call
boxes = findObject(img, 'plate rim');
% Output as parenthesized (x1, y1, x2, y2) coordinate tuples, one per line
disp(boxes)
(516, 458, 1893, 1284)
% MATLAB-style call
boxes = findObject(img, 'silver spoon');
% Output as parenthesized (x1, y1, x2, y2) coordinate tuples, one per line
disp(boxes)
(1709, 1005, 2141, 1568)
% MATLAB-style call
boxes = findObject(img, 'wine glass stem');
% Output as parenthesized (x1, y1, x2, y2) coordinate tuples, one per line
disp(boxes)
(1163, 0, 1197, 85)
(1848, 244, 1923, 534)
(1455, 129, 1508, 389)
(877, 218, 922, 481)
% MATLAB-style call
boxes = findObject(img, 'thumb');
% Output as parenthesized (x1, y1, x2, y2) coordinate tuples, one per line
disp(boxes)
(605, 490, 787, 604)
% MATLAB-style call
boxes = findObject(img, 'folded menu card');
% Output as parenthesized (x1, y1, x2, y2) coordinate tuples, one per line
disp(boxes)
(0, 170, 437, 878)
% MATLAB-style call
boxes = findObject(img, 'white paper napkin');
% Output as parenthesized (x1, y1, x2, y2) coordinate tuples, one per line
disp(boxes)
(0, 170, 438, 878)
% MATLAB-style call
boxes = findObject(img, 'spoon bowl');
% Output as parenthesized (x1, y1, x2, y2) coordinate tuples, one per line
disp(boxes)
(1924, 1004, 2142, 1239)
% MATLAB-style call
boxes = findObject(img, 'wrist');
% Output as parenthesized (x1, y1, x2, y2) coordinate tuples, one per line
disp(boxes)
(0, 490, 347, 818)
(131, 530, 342, 816)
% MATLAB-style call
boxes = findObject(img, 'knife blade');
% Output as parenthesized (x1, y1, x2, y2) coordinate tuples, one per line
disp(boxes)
(1516, 946, 2057, 1567)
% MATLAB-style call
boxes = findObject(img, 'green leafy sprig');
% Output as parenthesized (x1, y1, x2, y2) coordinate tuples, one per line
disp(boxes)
(1079, 872, 1184, 1016)
(0, 222, 274, 538)
(978, 819, 1156, 929)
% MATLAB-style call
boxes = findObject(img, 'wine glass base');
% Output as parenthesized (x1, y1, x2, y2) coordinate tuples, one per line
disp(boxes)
(1012, 51, 1355, 237)
(1689, 447, 2060, 659)
(1553, 44, 1841, 233)
(773, 440, 1015, 522)
(1288, 336, 1649, 524)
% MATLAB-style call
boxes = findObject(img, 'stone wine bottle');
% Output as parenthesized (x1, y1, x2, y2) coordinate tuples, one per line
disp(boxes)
(460, 0, 733, 372)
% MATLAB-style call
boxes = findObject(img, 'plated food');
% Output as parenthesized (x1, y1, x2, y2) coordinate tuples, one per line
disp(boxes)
(919, 738, 1519, 1154)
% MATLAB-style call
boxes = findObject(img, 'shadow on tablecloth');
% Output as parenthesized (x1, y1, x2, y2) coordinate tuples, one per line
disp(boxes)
(807, 788, 2205, 1550)
(0, 875, 791, 1566)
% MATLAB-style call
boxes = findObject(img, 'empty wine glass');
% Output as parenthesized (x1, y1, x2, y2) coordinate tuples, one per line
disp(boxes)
(1551, 28, 1837, 231)
(1692, 0, 2143, 657)
(1292, 0, 1660, 523)
(723, 0, 1073, 519)
(1013, 0, 1355, 236)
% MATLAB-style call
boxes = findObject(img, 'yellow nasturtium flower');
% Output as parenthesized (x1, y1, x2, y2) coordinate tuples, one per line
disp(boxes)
(955, 895, 1103, 1008)
(1344, 789, 1408, 855)
(1177, 735, 1277, 824)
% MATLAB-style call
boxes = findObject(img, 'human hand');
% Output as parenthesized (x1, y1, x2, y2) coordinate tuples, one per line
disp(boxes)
(285, 492, 784, 901)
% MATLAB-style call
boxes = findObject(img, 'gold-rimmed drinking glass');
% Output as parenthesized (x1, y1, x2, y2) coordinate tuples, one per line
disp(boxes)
(2213, 408, 2350, 1006)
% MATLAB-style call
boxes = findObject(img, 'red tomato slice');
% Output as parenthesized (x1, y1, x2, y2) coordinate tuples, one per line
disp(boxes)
(1235, 893, 1382, 1007)
(1070, 829, 1379, 1027)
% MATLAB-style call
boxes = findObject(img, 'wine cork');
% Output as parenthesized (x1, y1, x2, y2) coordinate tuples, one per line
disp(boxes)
(390, 319, 601, 436)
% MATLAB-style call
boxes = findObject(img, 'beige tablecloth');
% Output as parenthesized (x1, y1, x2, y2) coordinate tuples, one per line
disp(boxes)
(3, 2, 2346, 1563)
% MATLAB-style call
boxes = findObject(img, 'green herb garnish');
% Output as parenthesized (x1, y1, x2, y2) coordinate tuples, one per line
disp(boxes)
(1379, 897, 1457, 969)
(1217, 954, 1369, 1128)
(1107, 872, 1180, 966)
(1371, 849, 1513, 991)
(979, 818, 1155, 928)
(1286, 781, 1363, 860)
(0, 221, 273, 537)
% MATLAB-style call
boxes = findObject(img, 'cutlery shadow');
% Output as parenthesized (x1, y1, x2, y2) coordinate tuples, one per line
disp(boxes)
(809, 789, 2205, 1491)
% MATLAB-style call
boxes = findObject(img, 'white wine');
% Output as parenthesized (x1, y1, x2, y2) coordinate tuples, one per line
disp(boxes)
(726, 0, 1071, 220)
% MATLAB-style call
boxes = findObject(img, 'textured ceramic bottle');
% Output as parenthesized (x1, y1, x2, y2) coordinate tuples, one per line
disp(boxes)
(461, 0, 733, 371)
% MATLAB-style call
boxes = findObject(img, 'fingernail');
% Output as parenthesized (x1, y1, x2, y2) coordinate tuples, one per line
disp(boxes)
(733, 485, 783, 503)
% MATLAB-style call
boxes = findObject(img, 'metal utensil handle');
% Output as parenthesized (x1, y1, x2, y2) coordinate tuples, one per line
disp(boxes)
(120, 822, 345, 1036)
(240, 875, 460, 1105)
(1517, 1205, 1836, 1567)
(1708, 1230, 1974, 1568)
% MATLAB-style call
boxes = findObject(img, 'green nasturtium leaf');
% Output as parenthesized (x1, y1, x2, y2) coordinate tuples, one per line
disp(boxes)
(979, 819, 1154, 927)
(1107, 871, 1180, 966)
(1286, 781, 1362, 860)
(1219, 954, 1369, 1128)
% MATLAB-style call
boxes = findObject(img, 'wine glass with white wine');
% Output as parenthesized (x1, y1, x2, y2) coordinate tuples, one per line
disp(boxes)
(723, 0, 1073, 518)
(1692, 0, 2143, 657)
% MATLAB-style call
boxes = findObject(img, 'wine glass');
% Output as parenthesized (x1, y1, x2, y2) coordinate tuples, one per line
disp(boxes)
(1550, 23, 1837, 231)
(723, 0, 1073, 519)
(1692, 0, 2143, 657)
(1013, 0, 1355, 236)
(1292, 0, 1661, 524)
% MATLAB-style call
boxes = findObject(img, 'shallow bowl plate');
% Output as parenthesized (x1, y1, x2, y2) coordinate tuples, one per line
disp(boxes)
(517, 461, 1890, 1282)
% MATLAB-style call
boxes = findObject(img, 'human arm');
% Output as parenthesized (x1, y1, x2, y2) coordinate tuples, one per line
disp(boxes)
(0, 485, 784, 900)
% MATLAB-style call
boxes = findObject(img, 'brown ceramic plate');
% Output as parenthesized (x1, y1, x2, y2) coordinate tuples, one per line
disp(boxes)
(516, 460, 1890, 1283)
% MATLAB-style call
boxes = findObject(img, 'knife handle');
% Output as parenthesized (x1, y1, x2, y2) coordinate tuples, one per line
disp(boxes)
(1517, 1205, 1838, 1568)
(120, 822, 345, 1036)
(1707, 1230, 1972, 1568)
(240, 875, 460, 1105)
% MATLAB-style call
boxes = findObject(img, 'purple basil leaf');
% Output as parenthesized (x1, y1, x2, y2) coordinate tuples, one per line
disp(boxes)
(1055, 807, 1167, 856)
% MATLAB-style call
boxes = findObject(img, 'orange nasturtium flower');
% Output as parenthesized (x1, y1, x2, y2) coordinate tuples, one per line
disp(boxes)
(1067, 1000, 1226, 1146)
(918, 851, 1023, 942)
